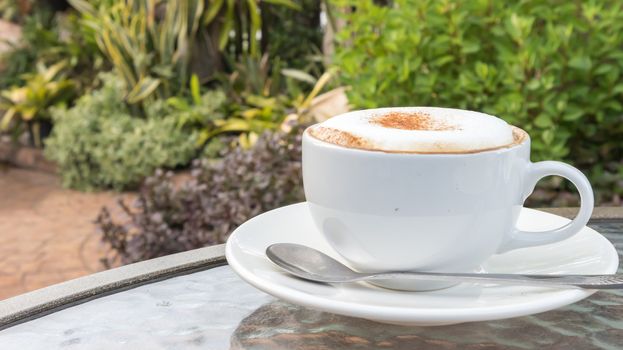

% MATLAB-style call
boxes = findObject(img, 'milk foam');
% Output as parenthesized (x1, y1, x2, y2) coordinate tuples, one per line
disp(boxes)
(310, 107, 516, 153)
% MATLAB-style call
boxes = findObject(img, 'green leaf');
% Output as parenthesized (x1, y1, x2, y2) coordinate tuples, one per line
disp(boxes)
(246, 0, 261, 56)
(21, 107, 38, 121)
(475, 62, 489, 79)
(534, 114, 553, 128)
(197, 130, 211, 146)
(281, 69, 316, 84)
(126, 76, 161, 104)
(398, 57, 410, 82)
(206, 118, 275, 140)
(461, 41, 480, 54)
(190, 74, 201, 105)
(526, 79, 540, 90)
(240, 108, 264, 119)
(3, 87, 27, 104)
(166, 97, 190, 110)
(301, 70, 334, 108)
(562, 109, 584, 121)
(204, 0, 224, 24)
(594, 64, 615, 75)
(0, 108, 17, 130)
(263, 0, 302, 10)
(433, 55, 454, 67)
(542, 129, 554, 144)
(218, 0, 235, 50)
(568, 56, 592, 71)
(191, 0, 205, 34)
(42, 61, 68, 82)
(67, 0, 97, 15)
(244, 95, 277, 109)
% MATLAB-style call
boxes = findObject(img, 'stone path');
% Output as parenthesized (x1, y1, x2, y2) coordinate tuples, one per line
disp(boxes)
(0, 20, 114, 299)
(0, 166, 127, 300)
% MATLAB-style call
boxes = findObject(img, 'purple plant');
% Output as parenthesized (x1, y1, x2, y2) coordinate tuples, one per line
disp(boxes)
(96, 126, 305, 266)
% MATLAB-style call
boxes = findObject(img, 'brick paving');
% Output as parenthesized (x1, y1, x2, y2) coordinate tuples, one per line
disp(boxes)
(0, 166, 129, 300)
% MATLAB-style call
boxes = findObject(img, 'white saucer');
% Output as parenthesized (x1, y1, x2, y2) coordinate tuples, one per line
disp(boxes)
(225, 203, 619, 326)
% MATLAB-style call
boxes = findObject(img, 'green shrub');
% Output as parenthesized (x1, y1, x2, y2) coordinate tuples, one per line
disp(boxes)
(96, 125, 305, 265)
(334, 0, 623, 203)
(44, 73, 200, 190)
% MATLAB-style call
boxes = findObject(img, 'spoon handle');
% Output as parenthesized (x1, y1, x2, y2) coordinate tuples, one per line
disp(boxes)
(362, 272, 623, 289)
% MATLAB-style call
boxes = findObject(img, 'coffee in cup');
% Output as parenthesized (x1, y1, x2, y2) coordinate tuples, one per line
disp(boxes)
(302, 107, 593, 291)
(308, 107, 520, 153)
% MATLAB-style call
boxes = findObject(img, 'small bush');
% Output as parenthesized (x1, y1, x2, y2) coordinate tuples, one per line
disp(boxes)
(44, 73, 201, 190)
(334, 0, 623, 204)
(96, 126, 305, 265)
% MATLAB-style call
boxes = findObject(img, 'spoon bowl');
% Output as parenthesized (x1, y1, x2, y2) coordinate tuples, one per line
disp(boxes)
(266, 243, 360, 282)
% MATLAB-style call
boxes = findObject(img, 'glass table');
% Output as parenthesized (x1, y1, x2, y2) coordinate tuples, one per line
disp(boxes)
(1, 209, 622, 349)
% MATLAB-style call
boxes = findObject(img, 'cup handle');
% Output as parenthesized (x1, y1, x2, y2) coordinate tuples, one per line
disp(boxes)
(497, 161, 594, 253)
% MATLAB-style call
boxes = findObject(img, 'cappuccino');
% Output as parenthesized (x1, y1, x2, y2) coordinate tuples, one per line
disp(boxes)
(303, 106, 593, 290)
(308, 107, 517, 154)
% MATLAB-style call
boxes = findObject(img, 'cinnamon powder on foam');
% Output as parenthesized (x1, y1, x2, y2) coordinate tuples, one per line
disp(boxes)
(308, 126, 373, 149)
(370, 111, 459, 131)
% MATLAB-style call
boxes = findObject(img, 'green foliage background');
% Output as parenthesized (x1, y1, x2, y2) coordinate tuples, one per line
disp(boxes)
(44, 73, 198, 190)
(334, 0, 623, 202)
(262, 0, 323, 71)
(0, 9, 102, 91)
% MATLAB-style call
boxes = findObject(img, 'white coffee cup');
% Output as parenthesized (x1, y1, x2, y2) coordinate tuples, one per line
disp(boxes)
(302, 107, 593, 291)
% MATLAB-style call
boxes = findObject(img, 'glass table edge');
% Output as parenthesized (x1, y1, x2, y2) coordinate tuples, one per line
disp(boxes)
(0, 245, 226, 330)
(0, 207, 621, 330)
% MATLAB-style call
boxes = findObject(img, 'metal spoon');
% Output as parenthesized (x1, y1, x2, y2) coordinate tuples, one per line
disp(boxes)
(266, 243, 623, 289)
